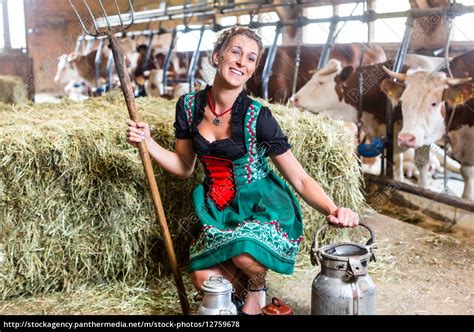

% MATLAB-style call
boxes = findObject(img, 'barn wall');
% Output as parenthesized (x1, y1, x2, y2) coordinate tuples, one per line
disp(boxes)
(23, 0, 171, 95)
(24, 0, 83, 94)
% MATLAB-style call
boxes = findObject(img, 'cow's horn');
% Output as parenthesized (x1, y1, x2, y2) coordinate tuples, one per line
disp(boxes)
(445, 77, 472, 86)
(382, 66, 407, 82)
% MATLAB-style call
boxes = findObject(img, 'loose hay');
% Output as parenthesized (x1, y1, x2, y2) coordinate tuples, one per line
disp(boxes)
(0, 76, 28, 105)
(0, 94, 368, 308)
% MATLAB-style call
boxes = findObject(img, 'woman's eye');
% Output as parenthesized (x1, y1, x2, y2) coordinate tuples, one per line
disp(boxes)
(248, 57, 256, 62)
(231, 49, 240, 55)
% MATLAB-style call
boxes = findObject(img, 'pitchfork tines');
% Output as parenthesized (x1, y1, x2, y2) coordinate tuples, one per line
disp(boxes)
(69, 0, 135, 37)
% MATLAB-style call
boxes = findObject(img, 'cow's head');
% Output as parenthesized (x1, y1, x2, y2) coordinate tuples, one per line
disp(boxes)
(381, 66, 472, 148)
(292, 59, 355, 119)
(54, 53, 78, 84)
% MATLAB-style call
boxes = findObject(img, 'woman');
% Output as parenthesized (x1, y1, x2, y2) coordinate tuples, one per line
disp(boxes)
(126, 27, 359, 315)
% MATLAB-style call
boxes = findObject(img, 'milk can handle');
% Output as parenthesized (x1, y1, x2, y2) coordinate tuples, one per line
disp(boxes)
(209, 275, 224, 283)
(310, 221, 375, 266)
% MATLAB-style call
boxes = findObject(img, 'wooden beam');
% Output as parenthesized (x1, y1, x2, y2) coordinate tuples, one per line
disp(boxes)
(366, 175, 474, 212)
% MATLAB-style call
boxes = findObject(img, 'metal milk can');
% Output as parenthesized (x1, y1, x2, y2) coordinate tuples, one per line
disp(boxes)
(310, 222, 377, 315)
(196, 275, 237, 315)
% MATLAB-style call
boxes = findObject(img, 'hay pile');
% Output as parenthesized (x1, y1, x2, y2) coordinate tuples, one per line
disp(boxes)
(0, 75, 28, 105)
(0, 92, 368, 303)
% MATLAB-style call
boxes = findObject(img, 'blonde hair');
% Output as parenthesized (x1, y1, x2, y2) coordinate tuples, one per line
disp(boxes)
(211, 26, 264, 68)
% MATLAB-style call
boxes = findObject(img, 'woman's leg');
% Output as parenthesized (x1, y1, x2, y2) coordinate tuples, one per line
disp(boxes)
(191, 260, 247, 293)
(231, 253, 268, 315)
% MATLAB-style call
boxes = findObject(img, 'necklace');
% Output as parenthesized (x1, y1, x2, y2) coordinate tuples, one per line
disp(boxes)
(207, 89, 233, 126)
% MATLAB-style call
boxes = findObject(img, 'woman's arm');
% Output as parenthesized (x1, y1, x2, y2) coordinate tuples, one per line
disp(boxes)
(126, 119, 197, 179)
(271, 150, 359, 227)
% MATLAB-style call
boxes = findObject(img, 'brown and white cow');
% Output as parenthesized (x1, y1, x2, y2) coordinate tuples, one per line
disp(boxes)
(291, 54, 452, 184)
(381, 50, 474, 199)
(244, 43, 387, 104)
(292, 59, 410, 179)
(54, 50, 109, 85)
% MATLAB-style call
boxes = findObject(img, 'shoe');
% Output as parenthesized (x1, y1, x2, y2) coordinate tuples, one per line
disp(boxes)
(236, 286, 267, 316)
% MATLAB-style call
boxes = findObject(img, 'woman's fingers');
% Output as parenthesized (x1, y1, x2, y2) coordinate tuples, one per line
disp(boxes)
(327, 208, 359, 228)
(125, 119, 148, 147)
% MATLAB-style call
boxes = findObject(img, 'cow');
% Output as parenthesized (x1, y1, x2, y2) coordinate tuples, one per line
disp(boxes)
(133, 45, 190, 97)
(410, 0, 450, 55)
(55, 49, 110, 86)
(381, 49, 474, 199)
(291, 54, 456, 184)
(245, 43, 387, 104)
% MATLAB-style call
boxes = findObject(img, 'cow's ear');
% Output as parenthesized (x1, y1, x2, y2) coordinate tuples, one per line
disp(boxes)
(380, 79, 405, 105)
(339, 66, 354, 82)
(443, 83, 474, 107)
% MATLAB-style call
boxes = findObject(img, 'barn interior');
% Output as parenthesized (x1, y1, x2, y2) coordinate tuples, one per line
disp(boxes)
(0, 0, 473, 317)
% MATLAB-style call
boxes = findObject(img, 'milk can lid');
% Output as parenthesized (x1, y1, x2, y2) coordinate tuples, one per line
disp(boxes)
(202, 275, 233, 293)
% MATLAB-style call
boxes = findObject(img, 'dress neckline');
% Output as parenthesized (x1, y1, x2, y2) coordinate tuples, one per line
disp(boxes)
(195, 85, 240, 145)
(196, 130, 233, 145)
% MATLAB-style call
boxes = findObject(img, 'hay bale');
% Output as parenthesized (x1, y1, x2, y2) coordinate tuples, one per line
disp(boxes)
(0, 94, 368, 300)
(0, 75, 28, 105)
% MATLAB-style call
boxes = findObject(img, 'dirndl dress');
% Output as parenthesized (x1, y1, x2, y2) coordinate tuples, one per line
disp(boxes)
(175, 87, 303, 275)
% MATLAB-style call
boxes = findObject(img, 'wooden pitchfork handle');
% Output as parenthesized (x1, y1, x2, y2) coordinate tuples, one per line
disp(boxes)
(107, 34, 190, 315)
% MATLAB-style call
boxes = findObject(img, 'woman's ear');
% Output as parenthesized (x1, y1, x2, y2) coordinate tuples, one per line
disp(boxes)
(212, 51, 219, 66)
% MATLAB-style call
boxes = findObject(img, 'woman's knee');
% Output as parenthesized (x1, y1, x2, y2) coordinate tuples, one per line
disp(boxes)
(191, 262, 239, 290)
(231, 253, 267, 273)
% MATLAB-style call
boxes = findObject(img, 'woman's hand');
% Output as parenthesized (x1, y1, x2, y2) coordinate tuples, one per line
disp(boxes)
(126, 119, 151, 148)
(326, 207, 359, 228)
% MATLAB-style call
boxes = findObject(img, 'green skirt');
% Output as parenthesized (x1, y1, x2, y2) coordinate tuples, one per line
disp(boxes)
(189, 170, 303, 275)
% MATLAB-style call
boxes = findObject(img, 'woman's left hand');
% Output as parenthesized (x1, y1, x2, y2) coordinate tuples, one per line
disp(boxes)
(326, 207, 359, 228)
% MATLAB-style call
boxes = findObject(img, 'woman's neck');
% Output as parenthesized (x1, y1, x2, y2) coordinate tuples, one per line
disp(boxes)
(211, 76, 242, 111)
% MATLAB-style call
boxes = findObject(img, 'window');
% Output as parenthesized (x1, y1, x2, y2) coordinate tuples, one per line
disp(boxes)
(373, 0, 410, 43)
(375, 0, 410, 14)
(452, 12, 474, 41)
(257, 12, 282, 46)
(303, 6, 333, 44)
(337, 2, 364, 16)
(304, 4, 368, 44)
(373, 18, 407, 43)
(0, 0, 27, 50)
(220, 15, 237, 27)
(176, 25, 217, 52)
(335, 21, 368, 43)
(0, 5, 3, 48)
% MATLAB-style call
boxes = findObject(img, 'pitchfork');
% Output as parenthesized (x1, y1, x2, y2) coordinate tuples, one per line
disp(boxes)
(69, 0, 190, 315)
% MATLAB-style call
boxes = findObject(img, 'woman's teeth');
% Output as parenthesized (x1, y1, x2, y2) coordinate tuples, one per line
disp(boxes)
(230, 68, 243, 76)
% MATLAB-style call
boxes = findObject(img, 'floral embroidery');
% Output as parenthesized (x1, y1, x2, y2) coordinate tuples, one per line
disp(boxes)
(243, 101, 270, 184)
(184, 93, 197, 127)
(190, 220, 303, 262)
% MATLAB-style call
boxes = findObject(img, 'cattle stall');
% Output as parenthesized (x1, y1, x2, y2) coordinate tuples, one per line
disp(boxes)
(1, 0, 473, 319)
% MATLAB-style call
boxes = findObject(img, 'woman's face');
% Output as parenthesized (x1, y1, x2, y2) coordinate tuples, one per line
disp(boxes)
(214, 35, 259, 88)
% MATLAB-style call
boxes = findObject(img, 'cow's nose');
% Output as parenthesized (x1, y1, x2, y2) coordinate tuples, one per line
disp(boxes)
(291, 95, 299, 107)
(398, 133, 416, 147)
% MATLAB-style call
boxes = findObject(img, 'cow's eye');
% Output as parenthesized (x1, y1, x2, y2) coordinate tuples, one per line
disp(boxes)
(431, 102, 437, 107)
(318, 81, 324, 85)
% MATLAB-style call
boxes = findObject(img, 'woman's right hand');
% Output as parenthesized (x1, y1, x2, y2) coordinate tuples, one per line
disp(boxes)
(126, 119, 151, 148)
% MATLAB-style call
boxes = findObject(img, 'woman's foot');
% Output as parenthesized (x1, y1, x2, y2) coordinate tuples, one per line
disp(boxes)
(240, 288, 266, 315)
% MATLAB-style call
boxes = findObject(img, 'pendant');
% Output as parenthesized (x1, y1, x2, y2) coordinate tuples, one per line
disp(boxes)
(213, 117, 221, 126)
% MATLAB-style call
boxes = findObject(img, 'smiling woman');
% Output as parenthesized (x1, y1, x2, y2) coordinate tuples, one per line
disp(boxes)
(125, 26, 360, 315)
